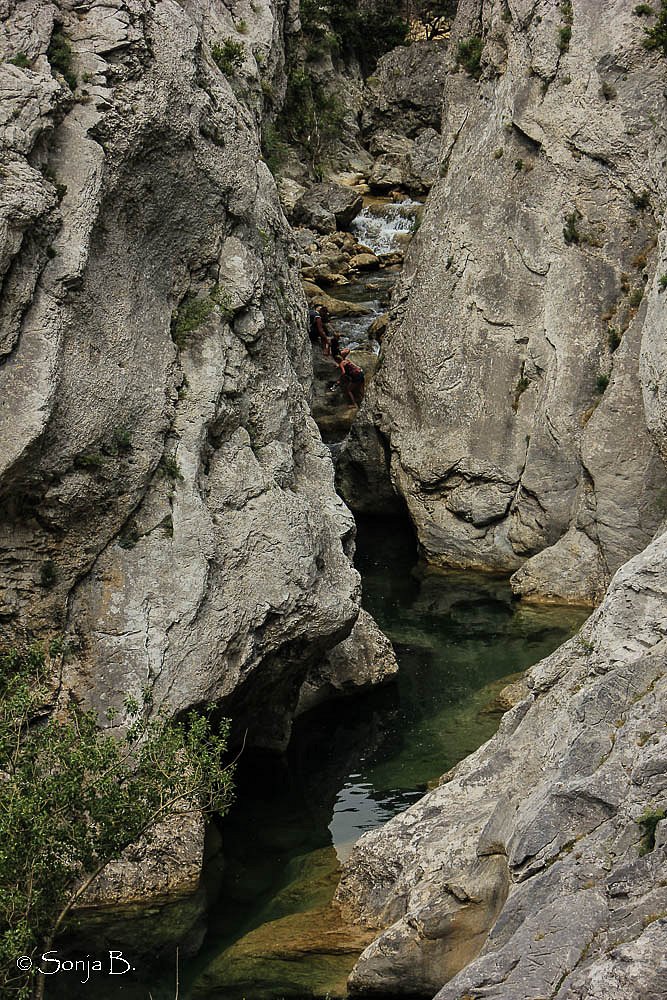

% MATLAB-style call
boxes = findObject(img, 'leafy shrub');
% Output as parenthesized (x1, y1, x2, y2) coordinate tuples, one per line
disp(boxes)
(659, 273, 667, 292)
(608, 327, 621, 352)
(159, 455, 184, 481)
(636, 807, 666, 854)
(9, 52, 30, 68)
(0, 644, 234, 999)
(212, 38, 246, 76)
(643, 0, 667, 53)
(634, 3, 655, 14)
(113, 427, 132, 452)
(47, 27, 77, 90)
(558, 0, 573, 52)
(457, 36, 484, 78)
(629, 288, 644, 307)
(171, 286, 233, 348)
(595, 373, 610, 394)
(74, 451, 104, 471)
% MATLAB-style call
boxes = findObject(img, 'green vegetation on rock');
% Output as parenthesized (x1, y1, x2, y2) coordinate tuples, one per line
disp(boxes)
(457, 36, 484, 78)
(212, 38, 246, 76)
(643, 1, 667, 54)
(47, 27, 77, 90)
(0, 643, 234, 1000)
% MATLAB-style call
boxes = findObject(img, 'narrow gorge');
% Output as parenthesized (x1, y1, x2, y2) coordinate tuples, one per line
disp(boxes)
(0, 1, 665, 999)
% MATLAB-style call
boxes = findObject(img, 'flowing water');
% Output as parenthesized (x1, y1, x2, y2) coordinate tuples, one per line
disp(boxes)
(60, 517, 588, 1000)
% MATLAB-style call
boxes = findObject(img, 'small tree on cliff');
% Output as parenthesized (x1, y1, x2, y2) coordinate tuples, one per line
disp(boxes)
(0, 642, 234, 1000)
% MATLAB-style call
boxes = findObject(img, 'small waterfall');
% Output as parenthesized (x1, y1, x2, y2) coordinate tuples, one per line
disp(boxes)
(351, 199, 422, 256)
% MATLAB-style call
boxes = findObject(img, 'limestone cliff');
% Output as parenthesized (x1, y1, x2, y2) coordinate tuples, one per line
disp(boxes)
(0, 0, 366, 752)
(337, 528, 667, 998)
(338, 0, 667, 605)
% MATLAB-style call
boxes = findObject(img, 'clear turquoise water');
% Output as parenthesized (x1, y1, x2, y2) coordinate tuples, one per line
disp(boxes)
(57, 516, 587, 1000)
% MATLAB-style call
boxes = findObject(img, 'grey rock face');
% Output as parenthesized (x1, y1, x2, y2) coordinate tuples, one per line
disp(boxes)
(339, 0, 667, 605)
(291, 182, 364, 233)
(338, 529, 667, 999)
(0, 1, 364, 756)
(363, 40, 448, 193)
(296, 607, 398, 715)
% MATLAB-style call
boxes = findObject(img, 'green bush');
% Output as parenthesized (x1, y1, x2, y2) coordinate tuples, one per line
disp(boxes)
(629, 287, 644, 307)
(636, 807, 666, 854)
(9, 52, 30, 69)
(0, 643, 234, 1000)
(659, 273, 667, 292)
(643, 0, 667, 53)
(159, 455, 184, 481)
(557, 0, 574, 52)
(171, 286, 233, 348)
(212, 37, 246, 76)
(595, 372, 610, 394)
(47, 27, 77, 90)
(74, 451, 104, 471)
(634, 3, 655, 14)
(457, 36, 484, 78)
(608, 327, 621, 352)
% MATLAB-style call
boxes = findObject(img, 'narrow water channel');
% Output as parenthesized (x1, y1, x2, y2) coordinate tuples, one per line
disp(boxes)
(63, 516, 587, 1000)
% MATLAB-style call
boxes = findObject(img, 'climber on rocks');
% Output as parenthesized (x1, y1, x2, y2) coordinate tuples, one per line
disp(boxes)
(308, 304, 332, 355)
(335, 355, 365, 407)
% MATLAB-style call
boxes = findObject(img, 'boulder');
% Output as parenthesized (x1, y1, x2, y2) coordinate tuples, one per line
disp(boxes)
(339, 0, 667, 602)
(292, 182, 363, 233)
(349, 252, 380, 271)
(297, 608, 398, 715)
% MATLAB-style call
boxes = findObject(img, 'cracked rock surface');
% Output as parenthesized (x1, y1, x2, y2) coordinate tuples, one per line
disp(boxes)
(338, 0, 667, 605)
(337, 528, 667, 999)
(0, 1, 363, 757)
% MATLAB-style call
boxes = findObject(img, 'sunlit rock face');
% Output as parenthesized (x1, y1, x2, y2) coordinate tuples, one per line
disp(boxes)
(339, 0, 667, 606)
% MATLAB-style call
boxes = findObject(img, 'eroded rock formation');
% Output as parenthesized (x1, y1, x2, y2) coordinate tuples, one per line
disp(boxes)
(339, 0, 667, 605)
(338, 529, 667, 999)
(0, 0, 385, 764)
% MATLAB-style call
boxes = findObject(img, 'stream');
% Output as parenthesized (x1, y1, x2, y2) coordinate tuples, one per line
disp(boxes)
(58, 517, 587, 1000)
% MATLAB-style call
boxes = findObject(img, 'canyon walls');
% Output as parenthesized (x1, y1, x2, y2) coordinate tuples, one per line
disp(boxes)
(339, 0, 667, 605)
(0, 0, 367, 750)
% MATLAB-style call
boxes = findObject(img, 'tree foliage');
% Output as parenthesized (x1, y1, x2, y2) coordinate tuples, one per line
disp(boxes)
(0, 643, 234, 1000)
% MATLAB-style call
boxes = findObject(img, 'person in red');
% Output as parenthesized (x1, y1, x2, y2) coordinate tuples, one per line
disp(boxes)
(335, 354, 365, 406)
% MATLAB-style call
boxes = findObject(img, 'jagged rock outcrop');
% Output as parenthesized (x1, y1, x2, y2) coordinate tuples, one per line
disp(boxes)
(296, 607, 398, 715)
(0, 0, 376, 768)
(337, 527, 667, 999)
(338, 0, 667, 605)
(362, 39, 447, 193)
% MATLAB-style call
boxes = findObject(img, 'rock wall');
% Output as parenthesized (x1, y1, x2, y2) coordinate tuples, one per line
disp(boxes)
(337, 527, 667, 999)
(338, 0, 667, 605)
(0, 0, 365, 752)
